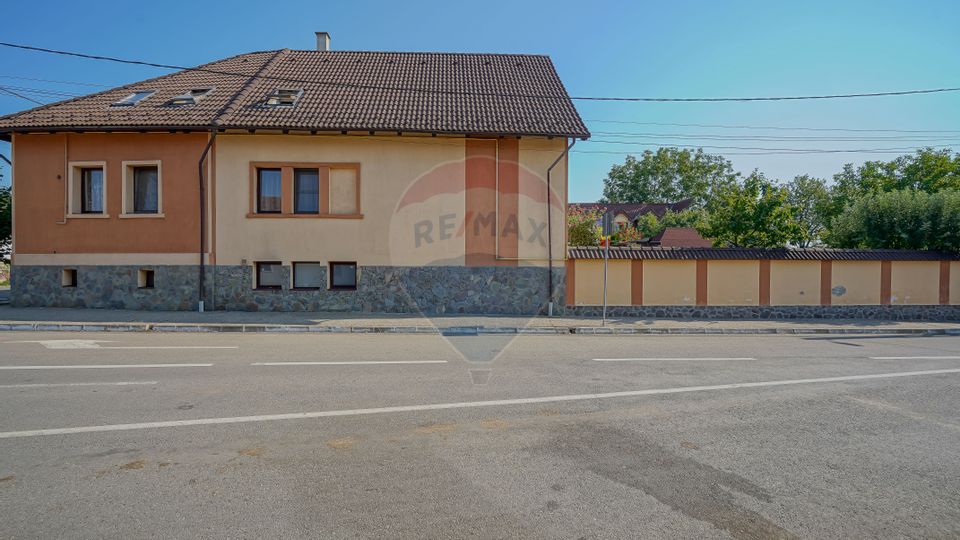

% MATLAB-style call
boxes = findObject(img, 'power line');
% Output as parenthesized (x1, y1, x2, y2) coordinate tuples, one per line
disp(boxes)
(592, 130, 960, 142)
(0, 74, 112, 88)
(0, 84, 81, 98)
(586, 119, 960, 134)
(0, 85, 44, 105)
(2, 41, 959, 103)
(584, 138, 959, 153)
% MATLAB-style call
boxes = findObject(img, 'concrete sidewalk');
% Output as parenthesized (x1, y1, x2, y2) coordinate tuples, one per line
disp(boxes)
(0, 305, 957, 335)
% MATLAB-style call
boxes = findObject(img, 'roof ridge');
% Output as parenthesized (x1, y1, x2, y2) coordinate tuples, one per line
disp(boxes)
(212, 49, 289, 127)
(284, 49, 552, 58)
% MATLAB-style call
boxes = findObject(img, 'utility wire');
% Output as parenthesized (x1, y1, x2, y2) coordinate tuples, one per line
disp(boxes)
(586, 119, 960, 134)
(592, 130, 960, 142)
(0, 85, 44, 105)
(0, 74, 112, 88)
(2, 41, 959, 103)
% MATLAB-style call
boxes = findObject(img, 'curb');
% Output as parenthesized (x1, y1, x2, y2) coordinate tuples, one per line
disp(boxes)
(0, 322, 957, 336)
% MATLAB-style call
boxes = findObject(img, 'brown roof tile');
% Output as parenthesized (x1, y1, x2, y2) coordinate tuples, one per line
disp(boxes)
(568, 247, 959, 261)
(0, 49, 589, 138)
(649, 227, 713, 248)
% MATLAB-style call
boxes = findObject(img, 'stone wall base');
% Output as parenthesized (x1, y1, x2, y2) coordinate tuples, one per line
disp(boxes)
(562, 304, 960, 321)
(11, 264, 565, 315)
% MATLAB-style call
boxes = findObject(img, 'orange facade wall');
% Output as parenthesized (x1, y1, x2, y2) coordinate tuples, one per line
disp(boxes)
(13, 132, 208, 255)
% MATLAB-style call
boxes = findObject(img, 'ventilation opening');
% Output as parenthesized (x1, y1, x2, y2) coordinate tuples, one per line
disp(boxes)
(111, 90, 155, 107)
(61, 268, 77, 288)
(264, 89, 303, 107)
(167, 88, 214, 107)
(138, 269, 155, 289)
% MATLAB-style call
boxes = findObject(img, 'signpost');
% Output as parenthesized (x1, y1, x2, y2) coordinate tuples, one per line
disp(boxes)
(601, 213, 613, 326)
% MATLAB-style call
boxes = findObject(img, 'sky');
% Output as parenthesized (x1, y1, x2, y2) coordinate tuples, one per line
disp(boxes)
(1, 0, 959, 202)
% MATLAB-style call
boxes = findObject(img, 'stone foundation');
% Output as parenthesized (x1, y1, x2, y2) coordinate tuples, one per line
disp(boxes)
(562, 304, 960, 321)
(11, 264, 564, 315)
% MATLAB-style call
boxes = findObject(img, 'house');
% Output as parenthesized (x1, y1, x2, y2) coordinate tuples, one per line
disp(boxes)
(648, 227, 712, 248)
(569, 200, 692, 231)
(0, 33, 590, 314)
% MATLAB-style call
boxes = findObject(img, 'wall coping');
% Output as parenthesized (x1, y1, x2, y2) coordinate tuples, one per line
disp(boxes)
(567, 247, 960, 261)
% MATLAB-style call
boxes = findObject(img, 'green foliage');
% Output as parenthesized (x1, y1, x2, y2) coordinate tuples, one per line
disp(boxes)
(700, 172, 803, 248)
(0, 184, 10, 261)
(785, 175, 831, 247)
(567, 205, 603, 246)
(601, 148, 738, 207)
(828, 148, 960, 219)
(612, 225, 644, 244)
(826, 189, 960, 251)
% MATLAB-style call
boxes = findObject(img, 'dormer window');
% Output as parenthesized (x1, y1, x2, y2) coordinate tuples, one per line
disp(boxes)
(264, 89, 303, 107)
(167, 88, 214, 107)
(112, 90, 155, 107)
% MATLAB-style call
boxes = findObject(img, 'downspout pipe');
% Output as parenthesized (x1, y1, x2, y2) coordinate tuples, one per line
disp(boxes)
(546, 138, 576, 317)
(197, 128, 218, 312)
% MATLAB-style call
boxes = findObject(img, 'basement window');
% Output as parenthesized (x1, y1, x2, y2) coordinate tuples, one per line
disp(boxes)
(111, 90, 155, 107)
(329, 262, 357, 290)
(167, 88, 213, 107)
(264, 88, 303, 107)
(256, 262, 283, 290)
(138, 269, 155, 289)
(61, 268, 77, 288)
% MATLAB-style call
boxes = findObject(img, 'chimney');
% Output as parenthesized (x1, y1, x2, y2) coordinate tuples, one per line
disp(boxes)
(315, 32, 331, 52)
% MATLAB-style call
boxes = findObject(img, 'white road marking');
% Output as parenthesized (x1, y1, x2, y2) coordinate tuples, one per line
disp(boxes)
(0, 381, 158, 389)
(100, 346, 238, 350)
(0, 363, 213, 370)
(870, 356, 960, 360)
(594, 357, 756, 362)
(5, 340, 236, 350)
(0, 368, 957, 439)
(251, 360, 448, 366)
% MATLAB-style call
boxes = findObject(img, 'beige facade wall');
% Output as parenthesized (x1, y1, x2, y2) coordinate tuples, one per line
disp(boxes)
(707, 260, 759, 305)
(573, 260, 631, 305)
(769, 261, 821, 306)
(889, 261, 940, 305)
(642, 260, 697, 305)
(515, 137, 568, 265)
(831, 261, 881, 305)
(214, 134, 567, 267)
(952, 262, 960, 305)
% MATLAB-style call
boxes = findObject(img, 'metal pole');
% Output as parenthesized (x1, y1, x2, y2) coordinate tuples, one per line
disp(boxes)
(602, 239, 609, 326)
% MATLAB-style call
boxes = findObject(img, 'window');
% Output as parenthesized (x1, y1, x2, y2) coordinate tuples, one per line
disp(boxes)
(167, 88, 213, 106)
(112, 90, 155, 107)
(329, 262, 357, 290)
(294, 169, 320, 214)
(80, 168, 104, 214)
(61, 269, 77, 288)
(132, 166, 159, 213)
(264, 89, 303, 107)
(138, 269, 155, 289)
(256, 262, 283, 290)
(257, 168, 282, 213)
(293, 262, 323, 289)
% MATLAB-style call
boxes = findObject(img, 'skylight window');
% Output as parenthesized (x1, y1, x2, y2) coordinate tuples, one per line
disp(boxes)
(112, 90, 155, 107)
(264, 89, 303, 107)
(167, 88, 214, 107)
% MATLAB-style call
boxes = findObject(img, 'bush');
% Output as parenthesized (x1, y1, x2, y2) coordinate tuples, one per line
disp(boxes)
(567, 206, 604, 246)
(826, 189, 960, 251)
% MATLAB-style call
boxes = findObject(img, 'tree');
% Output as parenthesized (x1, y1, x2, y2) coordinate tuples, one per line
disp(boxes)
(0, 166, 9, 262)
(699, 172, 802, 248)
(785, 175, 831, 247)
(826, 189, 960, 251)
(828, 148, 960, 219)
(600, 148, 738, 207)
(567, 205, 603, 246)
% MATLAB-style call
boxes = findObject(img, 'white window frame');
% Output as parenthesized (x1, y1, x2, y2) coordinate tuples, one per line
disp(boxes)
(67, 161, 109, 218)
(120, 160, 164, 218)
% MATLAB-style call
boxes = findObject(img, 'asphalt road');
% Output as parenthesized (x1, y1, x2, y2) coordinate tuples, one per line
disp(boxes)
(1, 331, 959, 538)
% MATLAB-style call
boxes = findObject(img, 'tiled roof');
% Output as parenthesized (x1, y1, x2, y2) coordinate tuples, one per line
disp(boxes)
(0, 49, 590, 138)
(649, 227, 713, 248)
(570, 200, 693, 221)
(568, 247, 959, 261)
